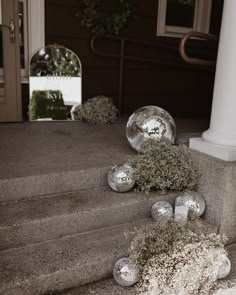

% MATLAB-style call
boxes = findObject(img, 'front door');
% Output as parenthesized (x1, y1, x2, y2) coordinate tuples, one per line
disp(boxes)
(0, 0, 22, 122)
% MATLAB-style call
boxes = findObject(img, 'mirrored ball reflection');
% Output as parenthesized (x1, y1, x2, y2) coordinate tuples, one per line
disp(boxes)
(126, 106, 176, 152)
(176, 191, 206, 219)
(107, 164, 135, 193)
(216, 253, 231, 279)
(151, 201, 173, 221)
(113, 257, 138, 287)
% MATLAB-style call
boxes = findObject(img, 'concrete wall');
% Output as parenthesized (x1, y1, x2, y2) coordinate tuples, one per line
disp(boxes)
(191, 150, 236, 243)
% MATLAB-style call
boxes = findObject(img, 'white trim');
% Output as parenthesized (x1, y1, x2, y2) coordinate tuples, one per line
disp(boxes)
(156, 0, 167, 35)
(194, 0, 212, 33)
(28, 0, 45, 58)
(0, 1, 2, 25)
(157, 0, 212, 38)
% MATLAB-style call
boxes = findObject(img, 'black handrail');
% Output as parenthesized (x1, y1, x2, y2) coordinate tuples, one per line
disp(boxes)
(90, 34, 217, 112)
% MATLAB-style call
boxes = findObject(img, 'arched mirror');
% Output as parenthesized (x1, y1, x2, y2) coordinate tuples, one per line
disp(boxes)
(29, 45, 82, 120)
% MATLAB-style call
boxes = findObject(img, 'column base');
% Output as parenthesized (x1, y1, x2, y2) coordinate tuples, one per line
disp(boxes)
(190, 137, 236, 161)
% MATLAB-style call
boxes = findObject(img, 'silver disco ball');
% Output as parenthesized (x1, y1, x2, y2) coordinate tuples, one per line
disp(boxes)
(151, 201, 173, 221)
(126, 106, 176, 152)
(175, 191, 205, 219)
(70, 104, 81, 120)
(113, 257, 138, 287)
(216, 253, 231, 279)
(107, 164, 135, 192)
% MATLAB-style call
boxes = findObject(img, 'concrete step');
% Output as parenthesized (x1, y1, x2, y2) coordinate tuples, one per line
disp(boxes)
(57, 244, 236, 295)
(57, 278, 135, 295)
(0, 219, 152, 295)
(0, 187, 177, 250)
(227, 243, 236, 280)
(0, 121, 134, 202)
(0, 166, 109, 202)
(0, 120, 207, 203)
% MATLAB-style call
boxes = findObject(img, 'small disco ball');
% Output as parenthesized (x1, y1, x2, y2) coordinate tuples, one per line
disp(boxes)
(113, 257, 138, 287)
(107, 164, 135, 193)
(151, 201, 173, 221)
(70, 104, 81, 120)
(175, 191, 205, 219)
(216, 253, 231, 279)
(126, 106, 176, 152)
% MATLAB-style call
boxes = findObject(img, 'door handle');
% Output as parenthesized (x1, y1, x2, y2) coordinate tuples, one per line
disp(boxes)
(0, 19, 15, 43)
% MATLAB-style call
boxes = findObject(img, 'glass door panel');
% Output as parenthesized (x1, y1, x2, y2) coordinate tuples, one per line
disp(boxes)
(0, 0, 22, 121)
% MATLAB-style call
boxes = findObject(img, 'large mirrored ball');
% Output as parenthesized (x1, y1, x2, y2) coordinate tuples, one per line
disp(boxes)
(113, 257, 138, 287)
(216, 253, 231, 279)
(176, 191, 205, 219)
(107, 164, 135, 193)
(151, 201, 173, 221)
(126, 106, 176, 152)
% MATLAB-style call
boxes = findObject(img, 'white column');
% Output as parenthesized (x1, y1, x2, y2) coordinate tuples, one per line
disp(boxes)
(190, 0, 236, 161)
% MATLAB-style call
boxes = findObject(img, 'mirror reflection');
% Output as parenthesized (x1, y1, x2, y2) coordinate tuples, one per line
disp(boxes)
(29, 45, 82, 120)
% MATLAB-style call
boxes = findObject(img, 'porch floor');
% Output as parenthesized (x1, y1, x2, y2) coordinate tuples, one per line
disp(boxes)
(0, 117, 209, 179)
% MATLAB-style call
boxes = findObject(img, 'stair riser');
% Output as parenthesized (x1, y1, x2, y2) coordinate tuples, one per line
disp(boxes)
(0, 194, 177, 250)
(1, 251, 122, 295)
(0, 167, 109, 202)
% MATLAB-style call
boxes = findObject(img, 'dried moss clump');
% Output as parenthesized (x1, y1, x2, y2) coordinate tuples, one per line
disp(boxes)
(76, 95, 118, 124)
(128, 141, 199, 192)
(129, 220, 228, 295)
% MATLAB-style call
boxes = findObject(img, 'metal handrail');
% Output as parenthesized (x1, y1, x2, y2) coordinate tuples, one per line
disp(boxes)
(91, 35, 184, 112)
(90, 34, 217, 112)
(91, 34, 189, 67)
(179, 31, 218, 66)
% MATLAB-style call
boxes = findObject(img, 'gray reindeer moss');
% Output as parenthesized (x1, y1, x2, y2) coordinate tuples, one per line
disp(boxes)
(128, 141, 199, 192)
(76, 96, 118, 125)
(129, 219, 228, 295)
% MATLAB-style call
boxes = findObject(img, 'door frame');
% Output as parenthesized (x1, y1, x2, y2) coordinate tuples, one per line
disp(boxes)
(0, 0, 22, 122)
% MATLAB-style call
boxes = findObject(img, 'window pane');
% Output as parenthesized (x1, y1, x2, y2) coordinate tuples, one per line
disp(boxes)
(166, 0, 196, 28)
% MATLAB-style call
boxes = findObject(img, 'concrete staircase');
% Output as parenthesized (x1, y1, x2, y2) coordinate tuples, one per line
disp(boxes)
(0, 170, 177, 294)
(0, 120, 236, 295)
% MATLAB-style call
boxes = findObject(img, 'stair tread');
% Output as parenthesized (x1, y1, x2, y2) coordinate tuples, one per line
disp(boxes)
(0, 120, 207, 202)
(0, 121, 131, 180)
(0, 119, 207, 180)
(0, 186, 178, 250)
(59, 243, 236, 295)
(0, 218, 152, 292)
(0, 187, 176, 228)
(59, 279, 135, 295)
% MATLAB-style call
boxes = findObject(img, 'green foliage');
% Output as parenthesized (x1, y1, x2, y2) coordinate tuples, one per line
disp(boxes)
(30, 90, 68, 120)
(30, 47, 81, 77)
(80, 0, 135, 35)
(128, 141, 199, 192)
(76, 95, 118, 124)
(129, 219, 228, 294)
